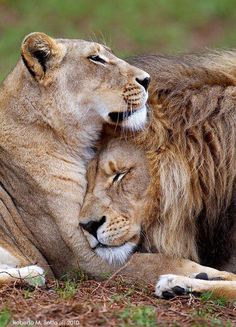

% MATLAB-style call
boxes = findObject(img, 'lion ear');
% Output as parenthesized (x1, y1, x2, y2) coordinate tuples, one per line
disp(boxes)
(21, 32, 63, 81)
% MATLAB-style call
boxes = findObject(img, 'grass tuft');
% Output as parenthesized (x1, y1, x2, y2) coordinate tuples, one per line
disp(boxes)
(118, 305, 157, 327)
(200, 291, 229, 307)
(0, 309, 11, 327)
(55, 279, 78, 300)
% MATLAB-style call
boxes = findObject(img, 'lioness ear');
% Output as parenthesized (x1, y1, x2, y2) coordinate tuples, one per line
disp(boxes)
(21, 32, 63, 80)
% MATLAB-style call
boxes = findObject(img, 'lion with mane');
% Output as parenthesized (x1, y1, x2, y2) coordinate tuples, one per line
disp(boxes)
(80, 52, 236, 298)
(1, 32, 236, 298)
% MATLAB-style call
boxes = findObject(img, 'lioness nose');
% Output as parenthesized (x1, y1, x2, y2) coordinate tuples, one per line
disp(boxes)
(136, 77, 150, 91)
(79, 216, 106, 238)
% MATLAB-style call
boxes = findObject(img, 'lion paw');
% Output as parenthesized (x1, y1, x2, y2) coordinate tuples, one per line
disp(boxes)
(155, 274, 192, 299)
(20, 265, 46, 286)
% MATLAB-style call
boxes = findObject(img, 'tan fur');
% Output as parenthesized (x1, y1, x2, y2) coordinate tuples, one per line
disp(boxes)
(129, 53, 236, 265)
(0, 32, 150, 282)
(80, 51, 236, 298)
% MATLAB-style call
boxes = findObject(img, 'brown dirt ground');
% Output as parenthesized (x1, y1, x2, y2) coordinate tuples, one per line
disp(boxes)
(0, 275, 235, 327)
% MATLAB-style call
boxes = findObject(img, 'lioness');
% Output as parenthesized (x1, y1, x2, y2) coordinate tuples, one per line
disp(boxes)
(79, 52, 236, 299)
(0, 32, 151, 283)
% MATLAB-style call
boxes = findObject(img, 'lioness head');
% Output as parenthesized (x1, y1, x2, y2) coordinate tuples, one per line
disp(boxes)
(79, 140, 150, 265)
(19, 32, 150, 130)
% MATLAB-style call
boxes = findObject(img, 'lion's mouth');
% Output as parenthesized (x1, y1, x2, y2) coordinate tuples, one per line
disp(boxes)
(108, 109, 134, 123)
(92, 241, 128, 250)
(81, 226, 139, 266)
(108, 106, 147, 131)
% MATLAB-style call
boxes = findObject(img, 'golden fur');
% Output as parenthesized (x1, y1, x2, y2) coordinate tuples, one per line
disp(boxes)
(2, 34, 236, 298)
(129, 53, 236, 269)
(79, 51, 236, 298)
(0, 32, 150, 283)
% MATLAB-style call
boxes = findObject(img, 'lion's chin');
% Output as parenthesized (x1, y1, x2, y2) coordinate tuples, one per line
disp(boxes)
(94, 242, 136, 266)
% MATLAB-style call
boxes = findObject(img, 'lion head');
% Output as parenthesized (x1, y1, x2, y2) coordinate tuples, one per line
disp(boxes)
(18, 32, 150, 132)
(79, 52, 236, 272)
(79, 139, 150, 265)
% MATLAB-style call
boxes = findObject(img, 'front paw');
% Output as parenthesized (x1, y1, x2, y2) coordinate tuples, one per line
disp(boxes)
(155, 274, 191, 299)
(22, 265, 46, 286)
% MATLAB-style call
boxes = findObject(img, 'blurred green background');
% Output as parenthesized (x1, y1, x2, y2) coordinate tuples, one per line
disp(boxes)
(1, 0, 236, 81)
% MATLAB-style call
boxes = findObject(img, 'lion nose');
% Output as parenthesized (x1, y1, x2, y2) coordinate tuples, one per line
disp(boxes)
(79, 216, 106, 238)
(136, 77, 150, 91)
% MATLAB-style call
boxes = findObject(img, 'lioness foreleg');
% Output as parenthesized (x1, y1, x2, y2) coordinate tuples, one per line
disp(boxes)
(0, 265, 45, 286)
(155, 258, 236, 299)
(119, 253, 236, 299)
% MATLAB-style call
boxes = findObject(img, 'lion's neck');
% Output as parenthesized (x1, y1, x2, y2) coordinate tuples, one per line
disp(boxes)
(0, 64, 104, 269)
(0, 89, 102, 208)
(1, 61, 102, 161)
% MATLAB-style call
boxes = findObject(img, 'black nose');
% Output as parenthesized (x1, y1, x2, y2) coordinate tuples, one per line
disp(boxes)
(136, 77, 150, 91)
(79, 216, 106, 238)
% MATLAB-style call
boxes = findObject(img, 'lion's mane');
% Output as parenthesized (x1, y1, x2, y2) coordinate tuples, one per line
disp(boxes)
(128, 53, 236, 268)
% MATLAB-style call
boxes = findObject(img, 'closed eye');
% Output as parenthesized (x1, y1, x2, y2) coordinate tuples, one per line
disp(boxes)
(88, 55, 107, 65)
(112, 172, 126, 183)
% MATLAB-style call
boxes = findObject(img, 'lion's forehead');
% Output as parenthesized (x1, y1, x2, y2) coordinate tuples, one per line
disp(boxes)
(56, 38, 96, 47)
(56, 38, 120, 62)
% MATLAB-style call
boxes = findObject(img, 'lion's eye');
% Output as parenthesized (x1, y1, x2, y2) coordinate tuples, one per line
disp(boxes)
(112, 172, 126, 183)
(88, 55, 106, 64)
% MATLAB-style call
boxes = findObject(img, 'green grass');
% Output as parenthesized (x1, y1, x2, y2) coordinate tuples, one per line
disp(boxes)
(1, 0, 236, 81)
(118, 305, 157, 327)
(200, 291, 229, 307)
(54, 269, 88, 299)
(59, 269, 88, 283)
(0, 309, 11, 327)
(55, 279, 78, 299)
(189, 292, 233, 327)
(210, 319, 233, 327)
